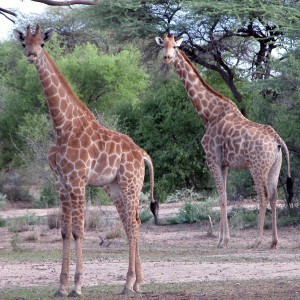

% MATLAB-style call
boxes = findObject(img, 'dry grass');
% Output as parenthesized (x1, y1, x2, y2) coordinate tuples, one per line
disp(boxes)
(105, 221, 124, 239)
(47, 209, 61, 229)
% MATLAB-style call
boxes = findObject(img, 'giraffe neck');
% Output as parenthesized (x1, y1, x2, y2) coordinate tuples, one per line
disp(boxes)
(173, 49, 241, 124)
(35, 50, 95, 136)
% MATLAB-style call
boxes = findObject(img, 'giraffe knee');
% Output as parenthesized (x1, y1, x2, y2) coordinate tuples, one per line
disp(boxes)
(61, 224, 71, 240)
(72, 229, 83, 240)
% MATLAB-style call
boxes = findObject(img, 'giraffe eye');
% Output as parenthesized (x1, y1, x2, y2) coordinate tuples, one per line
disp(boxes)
(41, 43, 45, 48)
(173, 46, 177, 49)
(22, 43, 25, 48)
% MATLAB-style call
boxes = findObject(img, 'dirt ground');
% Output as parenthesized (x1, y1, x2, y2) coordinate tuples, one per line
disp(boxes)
(0, 203, 300, 299)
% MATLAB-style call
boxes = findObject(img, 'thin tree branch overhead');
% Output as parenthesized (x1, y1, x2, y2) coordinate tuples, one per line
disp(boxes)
(1, 0, 99, 23)
(30, 0, 99, 5)
(0, 7, 18, 23)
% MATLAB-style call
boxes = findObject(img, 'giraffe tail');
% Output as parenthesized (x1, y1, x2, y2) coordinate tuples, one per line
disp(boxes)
(278, 138, 294, 208)
(143, 153, 159, 225)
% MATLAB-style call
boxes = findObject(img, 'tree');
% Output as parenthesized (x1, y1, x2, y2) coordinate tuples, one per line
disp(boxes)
(0, 37, 148, 168)
(0, 0, 99, 23)
(81, 0, 300, 115)
(115, 71, 211, 200)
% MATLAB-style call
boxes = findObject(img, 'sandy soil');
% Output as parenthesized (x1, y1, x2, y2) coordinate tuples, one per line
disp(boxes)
(0, 203, 300, 299)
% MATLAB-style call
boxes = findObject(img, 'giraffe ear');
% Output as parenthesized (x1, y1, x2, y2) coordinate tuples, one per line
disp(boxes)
(155, 37, 164, 46)
(42, 29, 54, 43)
(175, 38, 183, 47)
(13, 29, 25, 43)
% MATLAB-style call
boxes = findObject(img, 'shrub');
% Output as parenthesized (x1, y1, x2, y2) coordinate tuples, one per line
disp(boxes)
(0, 217, 6, 227)
(105, 221, 124, 239)
(139, 207, 153, 223)
(86, 187, 111, 206)
(166, 198, 219, 225)
(85, 208, 106, 231)
(33, 185, 57, 208)
(0, 193, 8, 210)
(8, 211, 39, 233)
(47, 209, 61, 229)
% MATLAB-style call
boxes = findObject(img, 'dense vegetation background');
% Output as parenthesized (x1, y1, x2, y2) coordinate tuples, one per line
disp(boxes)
(0, 0, 300, 209)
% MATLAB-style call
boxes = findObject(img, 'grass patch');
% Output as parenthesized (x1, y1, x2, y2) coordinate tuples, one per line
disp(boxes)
(1, 278, 300, 300)
(0, 217, 6, 227)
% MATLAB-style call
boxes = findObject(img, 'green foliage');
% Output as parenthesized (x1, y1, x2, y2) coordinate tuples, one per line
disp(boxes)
(8, 211, 39, 233)
(58, 43, 148, 112)
(0, 40, 46, 167)
(277, 209, 300, 227)
(0, 217, 6, 228)
(166, 198, 219, 225)
(32, 185, 58, 209)
(116, 75, 210, 201)
(86, 187, 112, 206)
(139, 207, 153, 223)
(0, 193, 8, 210)
(227, 169, 255, 200)
(229, 207, 259, 229)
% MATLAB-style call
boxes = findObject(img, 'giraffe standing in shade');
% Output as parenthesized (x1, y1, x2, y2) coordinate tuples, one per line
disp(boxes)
(14, 24, 159, 297)
(156, 33, 293, 249)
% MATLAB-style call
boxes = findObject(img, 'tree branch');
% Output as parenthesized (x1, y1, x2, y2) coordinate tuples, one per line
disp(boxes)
(30, 0, 99, 5)
(0, 7, 17, 23)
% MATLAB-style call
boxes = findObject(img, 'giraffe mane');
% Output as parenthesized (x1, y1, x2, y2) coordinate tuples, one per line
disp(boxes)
(178, 49, 238, 108)
(43, 50, 96, 119)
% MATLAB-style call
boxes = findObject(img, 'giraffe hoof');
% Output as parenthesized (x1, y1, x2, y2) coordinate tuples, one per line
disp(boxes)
(121, 286, 135, 295)
(68, 290, 82, 297)
(54, 290, 68, 297)
(271, 243, 278, 250)
(133, 283, 142, 293)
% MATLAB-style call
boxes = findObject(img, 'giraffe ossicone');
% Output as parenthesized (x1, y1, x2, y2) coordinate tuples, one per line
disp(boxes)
(14, 24, 159, 297)
(156, 33, 293, 249)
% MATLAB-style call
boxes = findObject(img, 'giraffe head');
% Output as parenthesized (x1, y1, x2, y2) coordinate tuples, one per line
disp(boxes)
(13, 24, 54, 64)
(155, 33, 183, 64)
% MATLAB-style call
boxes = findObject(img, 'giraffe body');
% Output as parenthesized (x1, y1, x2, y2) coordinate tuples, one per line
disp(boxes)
(14, 25, 158, 297)
(156, 34, 292, 249)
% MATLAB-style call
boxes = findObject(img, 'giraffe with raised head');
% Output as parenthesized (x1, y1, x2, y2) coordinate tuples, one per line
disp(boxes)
(156, 33, 293, 249)
(14, 24, 159, 297)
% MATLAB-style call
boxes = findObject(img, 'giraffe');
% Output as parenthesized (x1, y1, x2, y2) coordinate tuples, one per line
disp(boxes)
(156, 33, 293, 249)
(13, 24, 159, 297)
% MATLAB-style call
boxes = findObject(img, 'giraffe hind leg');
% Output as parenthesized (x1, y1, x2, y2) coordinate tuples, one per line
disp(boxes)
(268, 152, 282, 249)
(251, 172, 268, 248)
(105, 182, 143, 294)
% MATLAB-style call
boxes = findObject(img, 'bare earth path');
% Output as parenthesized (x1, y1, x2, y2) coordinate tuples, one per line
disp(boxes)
(0, 203, 300, 299)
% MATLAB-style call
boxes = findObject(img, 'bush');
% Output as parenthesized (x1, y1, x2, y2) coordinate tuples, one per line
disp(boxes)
(0, 217, 6, 227)
(33, 185, 58, 208)
(47, 210, 61, 229)
(0, 193, 8, 210)
(86, 187, 111, 206)
(139, 207, 153, 223)
(166, 198, 219, 225)
(8, 211, 39, 233)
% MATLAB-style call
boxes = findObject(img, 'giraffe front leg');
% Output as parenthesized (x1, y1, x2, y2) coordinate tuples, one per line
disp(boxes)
(122, 225, 138, 295)
(209, 164, 230, 248)
(54, 199, 72, 297)
(68, 191, 85, 297)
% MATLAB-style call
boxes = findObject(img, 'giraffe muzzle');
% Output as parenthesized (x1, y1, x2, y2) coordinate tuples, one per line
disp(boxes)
(163, 55, 172, 64)
(27, 53, 37, 64)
